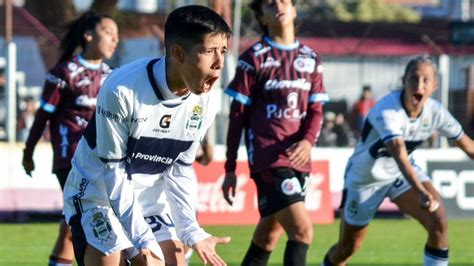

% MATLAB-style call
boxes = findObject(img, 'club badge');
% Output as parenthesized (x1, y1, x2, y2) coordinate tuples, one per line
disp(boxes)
(185, 105, 204, 138)
(91, 211, 112, 243)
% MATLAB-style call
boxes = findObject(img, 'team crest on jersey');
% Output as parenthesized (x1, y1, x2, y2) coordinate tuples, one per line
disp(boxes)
(294, 57, 315, 73)
(91, 212, 112, 243)
(67, 62, 78, 72)
(422, 118, 430, 128)
(185, 105, 204, 137)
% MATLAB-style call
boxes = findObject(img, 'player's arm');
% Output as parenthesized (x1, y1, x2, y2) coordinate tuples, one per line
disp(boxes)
(164, 143, 230, 265)
(23, 69, 66, 176)
(222, 56, 254, 205)
(453, 134, 474, 159)
(384, 137, 439, 212)
(95, 85, 164, 261)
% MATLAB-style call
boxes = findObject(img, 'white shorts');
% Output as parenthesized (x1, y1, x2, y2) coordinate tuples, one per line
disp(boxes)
(134, 181, 179, 243)
(342, 166, 431, 226)
(70, 206, 137, 259)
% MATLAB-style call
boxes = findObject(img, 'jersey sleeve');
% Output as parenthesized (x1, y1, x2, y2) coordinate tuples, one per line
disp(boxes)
(164, 142, 212, 247)
(223, 52, 255, 173)
(23, 64, 68, 159)
(369, 106, 404, 143)
(40, 65, 69, 114)
(433, 102, 464, 140)
(303, 53, 329, 145)
(95, 84, 130, 160)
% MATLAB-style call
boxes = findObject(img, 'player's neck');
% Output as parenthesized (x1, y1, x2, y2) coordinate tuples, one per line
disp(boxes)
(267, 27, 295, 46)
(165, 57, 189, 96)
(80, 52, 103, 65)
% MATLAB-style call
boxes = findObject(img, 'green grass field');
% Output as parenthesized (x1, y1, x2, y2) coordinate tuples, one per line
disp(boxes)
(1, 218, 473, 265)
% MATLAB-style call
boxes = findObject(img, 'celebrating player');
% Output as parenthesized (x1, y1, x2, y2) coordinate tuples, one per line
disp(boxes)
(22, 11, 118, 266)
(221, 0, 329, 265)
(322, 55, 474, 266)
(62, 5, 232, 266)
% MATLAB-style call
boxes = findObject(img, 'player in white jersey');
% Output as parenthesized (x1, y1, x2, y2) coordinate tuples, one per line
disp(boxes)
(62, 5, 232, 266)
(322, 55, 474, 266)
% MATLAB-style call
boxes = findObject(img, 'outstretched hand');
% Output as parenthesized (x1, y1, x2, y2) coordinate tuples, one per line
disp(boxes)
(192, 235, 231, 266)
(221, 172, 237, 205)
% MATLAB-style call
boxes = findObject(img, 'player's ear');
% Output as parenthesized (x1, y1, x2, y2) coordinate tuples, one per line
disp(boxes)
(84, 31, 93, 43)
(170, 43, 185, 63)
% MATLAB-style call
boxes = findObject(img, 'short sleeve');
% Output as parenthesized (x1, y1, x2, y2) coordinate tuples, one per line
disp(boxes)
(369, 107, 404, 143)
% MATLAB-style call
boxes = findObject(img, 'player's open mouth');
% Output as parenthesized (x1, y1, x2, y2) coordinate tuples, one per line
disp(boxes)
(203, 77, 219, 92)
(412, 93, 423, 104)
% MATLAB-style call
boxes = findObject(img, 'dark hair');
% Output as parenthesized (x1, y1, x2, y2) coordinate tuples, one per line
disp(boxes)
(164, 5, 232, 53)
(59, 11, 113, 63)
(249, 0, 297, 35)
(403, 55, 438, 81)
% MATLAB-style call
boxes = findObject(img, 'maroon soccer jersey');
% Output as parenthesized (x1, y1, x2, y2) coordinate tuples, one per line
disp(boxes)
(24, 55, 112, 171)
(224, 36, 329, 174)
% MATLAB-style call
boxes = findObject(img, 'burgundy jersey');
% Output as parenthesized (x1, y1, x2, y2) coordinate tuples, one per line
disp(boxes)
(24, 55, 112, 171)
(225, 36, 329, 174)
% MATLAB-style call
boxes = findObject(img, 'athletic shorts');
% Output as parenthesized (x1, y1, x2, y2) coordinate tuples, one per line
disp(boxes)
(69, 206, 137, 266)
(341, 166, 431, 226)
(134, 182, 179, 242)
(252, 167, 309, 217)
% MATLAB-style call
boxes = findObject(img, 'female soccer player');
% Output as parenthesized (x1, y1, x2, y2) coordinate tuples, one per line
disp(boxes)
(22, 11, 118, 266)
(322, 55, 474, 266)
(62, 5, 232, 266)
(222, 0, 329, 265)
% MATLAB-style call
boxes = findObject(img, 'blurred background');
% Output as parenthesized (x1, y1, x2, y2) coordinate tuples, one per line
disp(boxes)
(0, 0, 473, 225)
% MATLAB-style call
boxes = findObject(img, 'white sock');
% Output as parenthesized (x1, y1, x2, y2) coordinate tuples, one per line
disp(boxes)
(424, 245, 448, 266)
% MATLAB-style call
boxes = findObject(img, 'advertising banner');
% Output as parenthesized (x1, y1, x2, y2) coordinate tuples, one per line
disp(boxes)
(193, 161, 334, 225)
(428, 160, 474, 218)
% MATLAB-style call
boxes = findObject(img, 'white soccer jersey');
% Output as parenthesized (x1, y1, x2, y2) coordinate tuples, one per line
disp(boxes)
(345, 90, 464, 189)
(63, 57, 217, 249)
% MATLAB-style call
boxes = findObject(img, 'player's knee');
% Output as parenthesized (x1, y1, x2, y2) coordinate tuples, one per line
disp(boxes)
(253, 231, 280, 250)
(289, 222, 313, 244)
(426, 212, 448, 237)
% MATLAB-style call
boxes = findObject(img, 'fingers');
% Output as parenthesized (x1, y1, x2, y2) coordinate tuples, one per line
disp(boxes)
(428, 200, 440, 213)
(196, 250, 227, 266)
(221, 175, 236, 206)
(22, 160, 34, 177)
(222, 187, 233, 205)
(214, 236, 231, 245)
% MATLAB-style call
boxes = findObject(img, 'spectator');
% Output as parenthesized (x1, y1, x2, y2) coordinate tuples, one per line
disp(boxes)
(318, 111, 337, 147)
(333, 113, 354, 147)
(350, 85, 376, 138)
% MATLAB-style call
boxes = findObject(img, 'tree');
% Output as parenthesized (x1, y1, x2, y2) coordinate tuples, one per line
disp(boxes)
(332, 0, 421, 23)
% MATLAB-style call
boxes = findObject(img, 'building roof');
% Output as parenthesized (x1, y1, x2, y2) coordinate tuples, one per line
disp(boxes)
(241, 19, 474, 56)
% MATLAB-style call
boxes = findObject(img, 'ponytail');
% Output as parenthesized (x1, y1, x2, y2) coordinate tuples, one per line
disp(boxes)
(58, 11, 111, 63)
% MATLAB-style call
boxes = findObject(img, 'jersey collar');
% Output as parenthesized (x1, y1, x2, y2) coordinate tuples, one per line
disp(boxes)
(263, 35, 299, 50)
